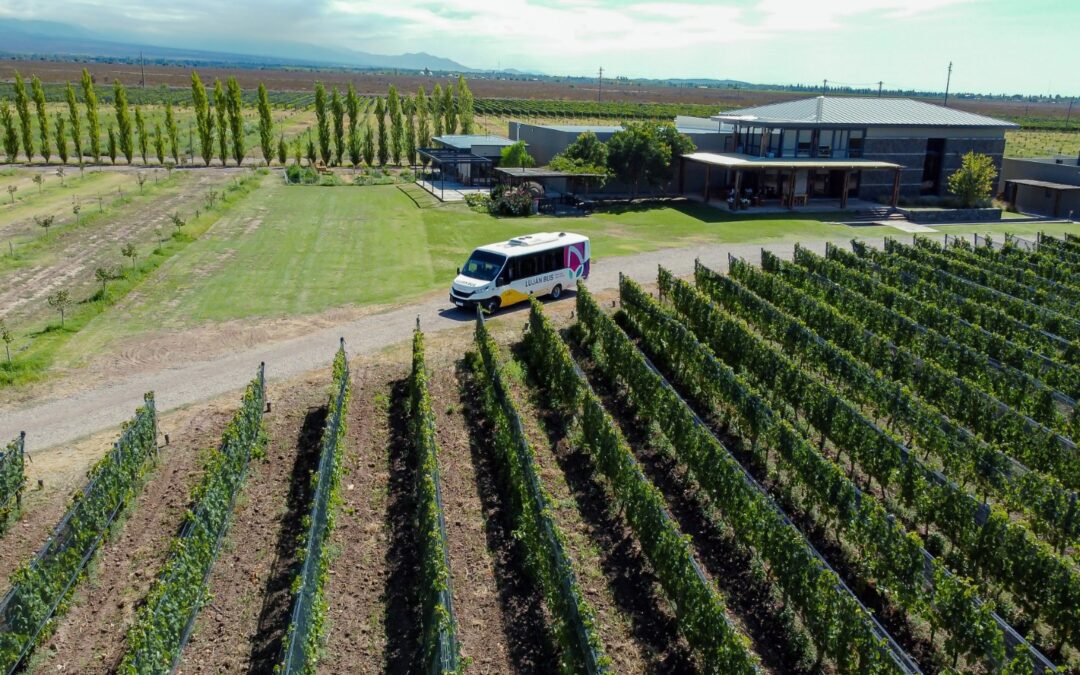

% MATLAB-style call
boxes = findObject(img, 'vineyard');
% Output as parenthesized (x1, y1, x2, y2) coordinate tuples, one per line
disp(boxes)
(1, 230, 1080, 673)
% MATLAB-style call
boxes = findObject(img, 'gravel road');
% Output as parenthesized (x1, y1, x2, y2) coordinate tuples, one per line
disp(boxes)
(0, 234, 890, 453)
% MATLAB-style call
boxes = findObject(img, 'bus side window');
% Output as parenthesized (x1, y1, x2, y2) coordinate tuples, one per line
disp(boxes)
(521, 255, 537, 278)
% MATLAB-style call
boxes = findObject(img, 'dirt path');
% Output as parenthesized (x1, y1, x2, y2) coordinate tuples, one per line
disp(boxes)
(0, 236, 899, 455)
(178, 372, 326, 674)
(32, 406, 231, 673)
(319, 358, 402, 673)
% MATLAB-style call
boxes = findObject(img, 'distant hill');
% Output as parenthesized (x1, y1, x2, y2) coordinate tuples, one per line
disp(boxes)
(0, 18, 472, 73)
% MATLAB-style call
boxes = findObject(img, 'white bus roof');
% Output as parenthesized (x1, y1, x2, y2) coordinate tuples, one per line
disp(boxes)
(475, 232, 588, 256)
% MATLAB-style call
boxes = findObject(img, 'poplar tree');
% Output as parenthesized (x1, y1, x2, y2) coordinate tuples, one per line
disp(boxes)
(417, 87, 431, 158)
(257, 82, 273, 165)
(81, 69, 101, 163)
(362, 120, 374, 167)
(113, 81, 134, 163)
(306, 136, 316, 165)
(1, 102, 19, 162)
(191, 71, 214, 166)
(13, 72, 33, 161)
(32, 76, 50, 162)
(54, 113, 68, 163)
(107, 126, 117, 164)
(388, 84, 402, 164)
(164, 101, 180, 162)
(213, 79, 228, 165)
(405, 101, 417, 166)
(226, 77, 244, 165)
(431, 83, 444, 138)
(277, 134, 287, 165)
(375, 97, 388, 166)
(314, 81, 331, 164)
(134, 107, 148, 163)
(346, 84, 360, 167)
(65, 82, 83, 164)
(331, 86, 344, 165)
(153, 123, 165, 164)
(443, 84, 456, 135)
(456, 75, 475, 134)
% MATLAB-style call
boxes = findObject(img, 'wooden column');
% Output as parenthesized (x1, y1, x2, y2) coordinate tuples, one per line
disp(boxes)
(703, 165, 711, 203)
(891, 168, 901, 208)
(733, 170, 743, 210)
(679, 156, 686, 194)
(786, 169, 795, 209)
(840, 169, 851, 209)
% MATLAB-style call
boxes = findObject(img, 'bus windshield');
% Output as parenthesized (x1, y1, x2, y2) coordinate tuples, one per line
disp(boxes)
(461, 250, 506, 281)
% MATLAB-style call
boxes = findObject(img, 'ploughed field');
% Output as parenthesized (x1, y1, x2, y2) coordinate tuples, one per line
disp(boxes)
(1, 232, 1080, 673)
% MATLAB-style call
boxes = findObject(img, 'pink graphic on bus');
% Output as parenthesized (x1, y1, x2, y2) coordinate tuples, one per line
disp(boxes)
(564, 243, 589, 279)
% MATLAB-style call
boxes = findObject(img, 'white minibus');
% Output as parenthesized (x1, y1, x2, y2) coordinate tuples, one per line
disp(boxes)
(450, 232, 591, 313)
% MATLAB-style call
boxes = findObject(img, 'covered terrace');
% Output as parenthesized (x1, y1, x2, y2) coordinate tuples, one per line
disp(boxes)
(415, 147, 494, 201)
(680, 152, 903, 210)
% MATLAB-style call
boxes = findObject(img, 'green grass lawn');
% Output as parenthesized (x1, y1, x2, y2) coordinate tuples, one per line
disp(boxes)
(52, 181, 1080, 370)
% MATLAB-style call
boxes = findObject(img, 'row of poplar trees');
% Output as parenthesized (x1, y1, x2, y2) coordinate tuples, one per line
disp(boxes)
(307, 74, 475, 168)
(0, 69, 254, 166)
(1, 69, 475, 167)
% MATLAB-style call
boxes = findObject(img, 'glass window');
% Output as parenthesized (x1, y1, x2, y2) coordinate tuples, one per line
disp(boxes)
(520, 254, 537, 278)
(461, 250, 506, 281)
(797, 130, 813, 157)
(849, 130, 864, 157)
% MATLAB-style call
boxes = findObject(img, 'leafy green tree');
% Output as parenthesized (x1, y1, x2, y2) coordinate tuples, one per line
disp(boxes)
(54, 113, 68, 163)
(293, 137, 302, 165)
(213, 79, 228, 165)
(306, 134, 316, 165)
(226, 77, 245, 165)
(947, 151, 998, 208)
(134, 107, 148, 163)
(550, 131, 609, 190)
(81, 68, 101, 163)
(443, 83, 456, 135)
(47, 289, 71, 328)
(164, 101, 180, 163)
(65, 83, 83, 164)
(113, 81, 134, 163)
(346, 83, 360, 145)
(277, 134, 287, 165)
(13, 72, 33, 161)
(1, 101, 18, 162)
(191, 71, 214, 166)
(31, 76, 50, 162)
(456, 75, 475, 134)
(121, 242, 138, 269)
(431, 83, 444, 138)
(107, 126, 118, 164)
(348, 128, 361, 168)
(330, 86, 345, 165)
(388, 84, 402, 164)
(654, 123, 696, 191)
(375, 97, 388, 166)
(362, 120, 375, 167)
(606, 122, 671, 197)
(416, 88, 431, 165)
(500, 141, 535, 169)
(314, 81, 331, 164)
(257, 82, 274, 165)
(153, 122, 165, 164)
(405, 102, 417, 166)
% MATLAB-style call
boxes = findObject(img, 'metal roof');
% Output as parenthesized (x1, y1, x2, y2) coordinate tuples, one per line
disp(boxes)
(536, 124, 624, 134)
(1006, 178, 1080, 190)
(683, 152, 902, 170)
(434, 134, 517, 149)
(712, 96, 1018, 128)
(495, 167, 606, 179)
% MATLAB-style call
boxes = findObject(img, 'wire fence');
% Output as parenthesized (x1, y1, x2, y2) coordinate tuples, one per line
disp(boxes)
(475, 310, 609, 674)
(0, 432, 26, 528)
(0, 395, 156, 674)
(279, 343, 350, 674)
(118, 364, 264, 674)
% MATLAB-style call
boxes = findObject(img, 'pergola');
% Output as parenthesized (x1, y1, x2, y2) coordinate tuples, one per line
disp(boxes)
(680, 152, 904, 209)
(495, 167, 607, 188)
(415, 147, 494, 201)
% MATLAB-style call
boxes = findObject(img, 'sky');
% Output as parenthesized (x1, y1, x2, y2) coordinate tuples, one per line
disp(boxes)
(0, 0, 1076, 96)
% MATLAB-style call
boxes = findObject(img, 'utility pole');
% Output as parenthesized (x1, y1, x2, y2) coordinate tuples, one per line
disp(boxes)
(1066, 98, 1074, 129)
(598, 67, 603, 103)
(943, 61, 953, 106)
(140, 51, 146, 88)
(823, 79, 828, 94)
(877, 81, 883, 97)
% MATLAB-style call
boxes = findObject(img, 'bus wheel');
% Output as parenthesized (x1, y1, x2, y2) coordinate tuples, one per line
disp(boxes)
(550, 284, 563, 300)
(483, 298, 501, 314)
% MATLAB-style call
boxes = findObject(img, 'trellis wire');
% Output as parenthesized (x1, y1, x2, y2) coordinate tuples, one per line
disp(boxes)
(279, 344, 349, 674)
(0, 395, 156, 675)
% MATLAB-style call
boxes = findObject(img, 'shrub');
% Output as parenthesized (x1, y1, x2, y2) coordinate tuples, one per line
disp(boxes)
(285, 164, 319, 185)
(488, 185, 533, 217)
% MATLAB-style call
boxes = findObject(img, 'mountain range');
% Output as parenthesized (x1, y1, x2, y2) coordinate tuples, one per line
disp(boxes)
(0, 18, 472, 73)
